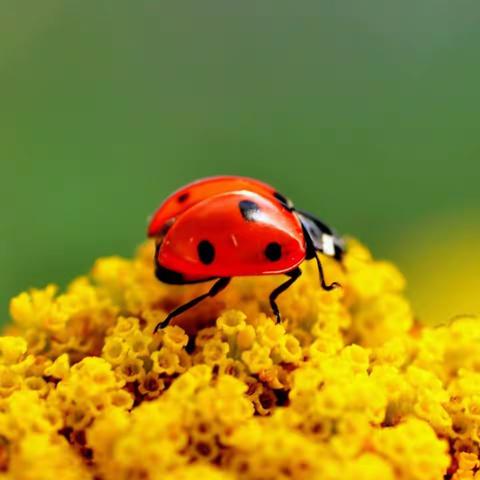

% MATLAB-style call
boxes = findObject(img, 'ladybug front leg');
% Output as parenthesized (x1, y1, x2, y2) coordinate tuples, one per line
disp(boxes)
(154, 277, 231, 332)
(300, 221, 340, 292)
(312, 253, 340, 291)
(268, 267, 302, 324)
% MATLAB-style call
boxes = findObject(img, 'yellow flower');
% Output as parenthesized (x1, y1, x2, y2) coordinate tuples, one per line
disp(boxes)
(0, 366, 22, 398)
(276, 334, 303, 363)
(0, 238, 478, 479)
(372, 418, 449, 480)
(138, 372, 165, 398)
(353, 293, 413, 347)
(24, 376, 49, 397)
(203, 338, 230, 365)
(0, 337, 28, 365)
(241, 343, 273, 374)
(126, 330, 152, 356)
(110, 389, 134, 409)
(9, 432, 91, 480)
(162, 464, 236, 480)
(44, 353, 70, 379)
(151, 348, 182, 375)
(344, 453, 395, 480)
(9, 285, 64, 330)
(102, 336, 129, 365)
(256, 320, 285, 348)
(112, 316, 140, 337)
(217, 310, 247, 336)
(236, 324, 256, 350)
(118, 354, 145, 382)
(162, 325, 189, 351)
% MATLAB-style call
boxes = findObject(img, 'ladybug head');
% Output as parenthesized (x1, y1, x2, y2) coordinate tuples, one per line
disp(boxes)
(295, 211, 345, 261)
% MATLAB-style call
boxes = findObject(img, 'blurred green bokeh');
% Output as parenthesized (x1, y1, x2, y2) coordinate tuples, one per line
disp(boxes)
(1, 1, 479, 321)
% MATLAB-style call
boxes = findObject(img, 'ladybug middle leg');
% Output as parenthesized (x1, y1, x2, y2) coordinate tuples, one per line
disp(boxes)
(154, 277, 231, 332)
(269, 267, 302, 324)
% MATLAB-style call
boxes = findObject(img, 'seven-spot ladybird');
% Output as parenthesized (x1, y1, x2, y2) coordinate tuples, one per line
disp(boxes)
(148, 176, 345, 332)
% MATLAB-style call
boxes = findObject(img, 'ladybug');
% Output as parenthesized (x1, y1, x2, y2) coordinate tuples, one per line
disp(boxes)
(148, 176, 345, 332)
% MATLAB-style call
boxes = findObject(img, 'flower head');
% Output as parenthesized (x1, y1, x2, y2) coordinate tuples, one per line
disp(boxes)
(0, 239, 477, 478)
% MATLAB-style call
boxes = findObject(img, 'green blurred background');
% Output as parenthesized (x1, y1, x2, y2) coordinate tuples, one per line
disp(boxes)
(1, 1, 479, 324)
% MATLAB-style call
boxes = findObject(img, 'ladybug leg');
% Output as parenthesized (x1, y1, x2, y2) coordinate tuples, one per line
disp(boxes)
(154, 277, 231, 333)
(313, 252, 340, 291)
(269, 267, 302, 324)
(300, 220, 340, 291)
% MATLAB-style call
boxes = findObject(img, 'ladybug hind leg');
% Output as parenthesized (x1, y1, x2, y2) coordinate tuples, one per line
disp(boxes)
(269, 267, 302, 324)
(154, 277, 231, 332)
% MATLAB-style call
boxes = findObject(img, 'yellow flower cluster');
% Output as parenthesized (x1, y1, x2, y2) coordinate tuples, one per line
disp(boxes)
(1, 239, 478, 479)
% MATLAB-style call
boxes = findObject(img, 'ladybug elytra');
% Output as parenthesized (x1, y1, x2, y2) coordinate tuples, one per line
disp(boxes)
(148, 176, 345, 332)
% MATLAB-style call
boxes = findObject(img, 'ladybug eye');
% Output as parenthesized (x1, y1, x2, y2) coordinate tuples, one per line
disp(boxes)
(197, 240, 215, 264)
(264, 242, 282, 262)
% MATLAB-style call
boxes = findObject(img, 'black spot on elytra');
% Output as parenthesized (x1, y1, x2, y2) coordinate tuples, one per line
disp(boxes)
(265, 242, 282, 261)
(197, 240, 215, 264)
(239, 200, 260, 221)
(178, 192, 190, 203)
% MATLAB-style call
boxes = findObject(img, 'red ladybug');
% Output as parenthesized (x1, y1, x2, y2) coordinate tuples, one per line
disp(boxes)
(148, 176, 344, 332)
